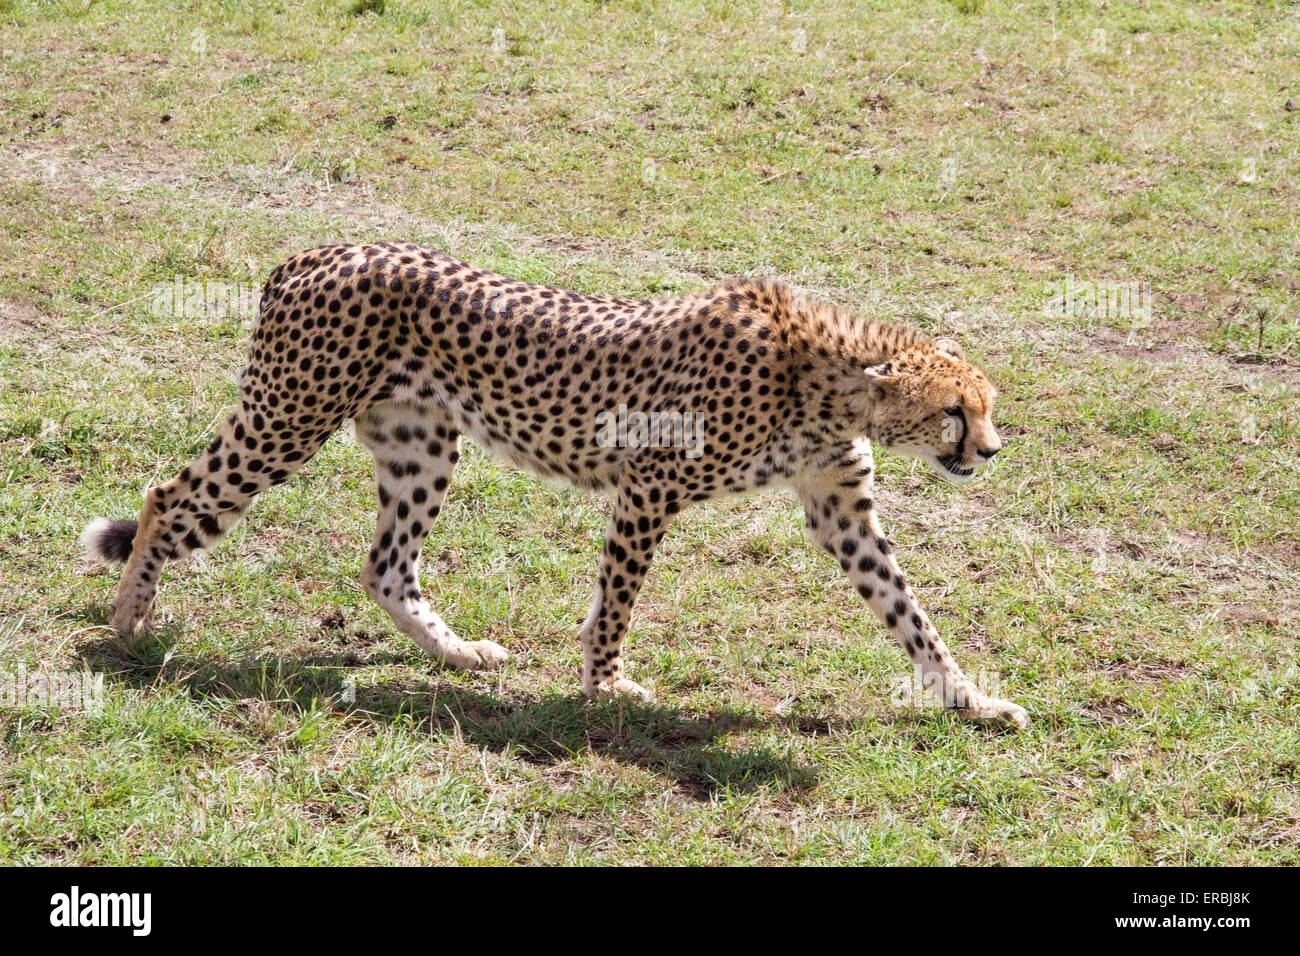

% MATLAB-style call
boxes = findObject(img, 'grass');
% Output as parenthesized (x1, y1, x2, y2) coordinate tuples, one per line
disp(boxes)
(0, 0, 1297, 864)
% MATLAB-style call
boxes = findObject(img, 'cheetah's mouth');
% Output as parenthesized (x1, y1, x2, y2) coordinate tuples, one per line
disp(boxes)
(930, 453, 977, 484)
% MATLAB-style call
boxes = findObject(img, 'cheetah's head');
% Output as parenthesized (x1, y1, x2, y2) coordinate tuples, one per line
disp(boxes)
(862, 338, 1003, 485)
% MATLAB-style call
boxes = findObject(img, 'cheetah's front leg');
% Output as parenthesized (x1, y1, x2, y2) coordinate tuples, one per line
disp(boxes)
(578, 472, 677, 702)
(796, 453, 1028, 729)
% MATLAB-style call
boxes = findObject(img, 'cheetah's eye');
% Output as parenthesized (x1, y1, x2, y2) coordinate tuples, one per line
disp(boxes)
(943, 406, 962, 417)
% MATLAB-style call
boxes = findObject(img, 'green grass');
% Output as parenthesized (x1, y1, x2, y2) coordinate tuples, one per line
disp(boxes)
(1, 0, 1298, 864)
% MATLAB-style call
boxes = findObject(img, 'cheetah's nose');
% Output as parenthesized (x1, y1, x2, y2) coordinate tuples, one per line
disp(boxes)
(977, 446, 1001, 459)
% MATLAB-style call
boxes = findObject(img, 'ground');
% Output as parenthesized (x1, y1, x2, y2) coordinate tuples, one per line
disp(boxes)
(0, 0, 1297, 864)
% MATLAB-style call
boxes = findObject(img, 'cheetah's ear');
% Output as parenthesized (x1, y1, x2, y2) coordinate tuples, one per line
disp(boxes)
(935, 337, 964, 361)
(863, 361, 894, 400)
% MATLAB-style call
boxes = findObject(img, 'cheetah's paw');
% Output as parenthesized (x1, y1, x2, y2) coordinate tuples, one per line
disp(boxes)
(957, 695, 1029, 730)
(587, 678, 655, 703)
(110, 604, 155, 637)
(441, 640, 509, 671)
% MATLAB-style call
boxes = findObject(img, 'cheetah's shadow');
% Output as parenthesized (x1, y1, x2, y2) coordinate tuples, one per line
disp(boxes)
(74, 621, 819, 799)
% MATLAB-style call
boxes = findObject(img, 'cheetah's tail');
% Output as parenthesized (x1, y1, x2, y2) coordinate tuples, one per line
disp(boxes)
(79, 518, 138, 564)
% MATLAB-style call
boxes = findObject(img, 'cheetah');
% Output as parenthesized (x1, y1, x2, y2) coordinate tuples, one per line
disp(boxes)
(82, 242, 1028, 729)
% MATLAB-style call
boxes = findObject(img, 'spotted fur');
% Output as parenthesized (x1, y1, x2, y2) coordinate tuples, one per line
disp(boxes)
(83, 242, 1027, 728)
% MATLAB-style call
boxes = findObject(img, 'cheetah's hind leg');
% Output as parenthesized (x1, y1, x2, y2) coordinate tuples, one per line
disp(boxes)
(354, 400, 508, 671)
(83, 409, 332, 636)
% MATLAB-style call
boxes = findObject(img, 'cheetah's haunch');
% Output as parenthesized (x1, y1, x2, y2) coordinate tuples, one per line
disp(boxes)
(83, 242, 1027, 730)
